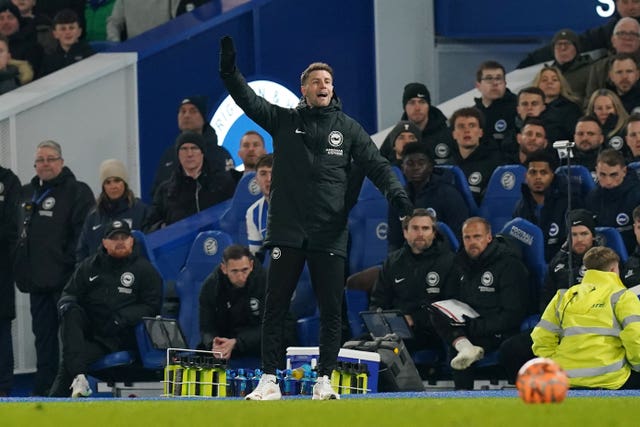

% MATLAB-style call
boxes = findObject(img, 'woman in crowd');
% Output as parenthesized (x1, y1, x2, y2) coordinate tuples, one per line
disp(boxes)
(533, 65, 582, 142)
(586, 89, 629, 149)
(76, 158, 150, 262)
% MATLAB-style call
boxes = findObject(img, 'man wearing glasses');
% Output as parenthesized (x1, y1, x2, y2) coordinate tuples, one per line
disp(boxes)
(14, 140, 94, 396)
(473, 60, 517, 146)
(585, 17, 640, 97)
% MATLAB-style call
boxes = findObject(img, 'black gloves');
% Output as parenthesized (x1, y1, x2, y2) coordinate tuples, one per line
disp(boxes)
(219, 35, 236, 77)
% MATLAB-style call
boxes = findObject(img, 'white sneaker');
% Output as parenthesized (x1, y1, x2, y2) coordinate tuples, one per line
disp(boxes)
(70, 374, 92, 398)
(245, 374, 281, 401)
(450, 345, 484, 370)
(312, 375, 340, 400)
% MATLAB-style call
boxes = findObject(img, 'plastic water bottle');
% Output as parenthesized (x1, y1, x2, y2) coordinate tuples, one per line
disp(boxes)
(235, 368, 248, 397)
(282, 369, 299, 395)
(252, 369, 263, 391)
(291, 363, 313, 380)
(226, 369, 236, 397)
(300, 370, 316, 395)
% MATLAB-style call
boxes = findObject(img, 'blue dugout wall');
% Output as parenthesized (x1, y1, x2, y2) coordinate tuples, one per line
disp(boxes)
(106, 0, 377, 202)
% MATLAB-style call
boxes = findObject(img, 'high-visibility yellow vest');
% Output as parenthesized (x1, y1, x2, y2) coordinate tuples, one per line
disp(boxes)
(532, 270, 640, 389)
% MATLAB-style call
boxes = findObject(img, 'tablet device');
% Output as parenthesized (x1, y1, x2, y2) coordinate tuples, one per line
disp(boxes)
(359, 310, 413, 340)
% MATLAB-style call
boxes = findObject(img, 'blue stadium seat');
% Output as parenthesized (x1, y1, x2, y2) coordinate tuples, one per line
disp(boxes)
(218, 172, 262, 246)
(554, 165, 595, 197)
(478, 165, 527, 232)
(627, 161, 640, 180)
(596, 226, 629, 263)
(145, 200, 232, 283)
(434, 165, 479, 215)
(437, 221, 460, 252)
(500, 218, 547, 293)
(175, 230, 234, 349)
(348, 177, 390, 274)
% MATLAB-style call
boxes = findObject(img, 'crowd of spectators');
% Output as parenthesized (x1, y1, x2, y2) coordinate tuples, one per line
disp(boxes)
(5, 0, 640, 397)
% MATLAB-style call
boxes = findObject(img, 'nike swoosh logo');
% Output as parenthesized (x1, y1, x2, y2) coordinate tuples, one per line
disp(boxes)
(394, 278, 406, 284)
(295, 128, 306, 134)
(89, 275, 99, 282)
(92, 224, 102, 231)
(165, 161, 173, 167)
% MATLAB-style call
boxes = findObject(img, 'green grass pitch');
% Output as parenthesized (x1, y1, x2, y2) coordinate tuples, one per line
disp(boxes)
(3, 397, 640, 427)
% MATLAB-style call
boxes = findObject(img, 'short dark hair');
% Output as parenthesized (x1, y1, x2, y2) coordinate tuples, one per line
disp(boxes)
(627, 112, 640, 127)
(609, 52, 639, 72)
(242, 130, 265, 145)
(597, 148, 626, 168)
(300, 62, 333, 85)
(476, 60, 505, 82)
(222, 244, 252, 263)
(583, 246, 620, 272)
(521, 117, 547, 133)
(53, 9, 79, 26)
(401, 141, 432, 162)
(576, 115, 603, 132)
(450, 107, 485, 129)
(517, 87, 545, 103)
(255, 153, 273, 170)
(524, 149, 558, 171)
(401, 208, 437, 230)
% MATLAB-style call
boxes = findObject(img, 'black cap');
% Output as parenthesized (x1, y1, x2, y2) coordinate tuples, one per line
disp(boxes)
(552, 29, 580, 51)
(568, 209, 596, 236)
(402, 83, 431, 107)
(104, 220, 132, 239)
(0, 1, 20, 24)
(175, 131, 205, 154)
(178, 96, 208, 120)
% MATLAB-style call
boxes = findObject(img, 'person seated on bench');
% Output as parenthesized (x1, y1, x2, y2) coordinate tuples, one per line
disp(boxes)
(49, 220, 162, 397)
(199, 244, 296, 361)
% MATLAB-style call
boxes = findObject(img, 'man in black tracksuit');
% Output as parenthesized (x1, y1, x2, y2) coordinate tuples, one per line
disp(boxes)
(144, 131, 235, 230)
(429, 217, 528, 389)
(622, 206, 640, 288)
(387, 142, 469, 252)
(370, 209, 458, 354)
(450, 107, 503, 206)
(219, 36, 413, 400)
(379, 82, 454, 166)
(499, 209, 597, 382)
(199, 245, 296, 361)
(13, 140, 94, 396)
(49, 220, 162, 397)
(0, 166, 20, 396)
(586, 148, 640, 254)
(512, 150, 583, 262)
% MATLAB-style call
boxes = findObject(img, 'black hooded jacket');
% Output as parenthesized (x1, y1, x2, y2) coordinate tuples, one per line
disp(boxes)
(0, 167, 20, 319)
(222, 67, 413, 257)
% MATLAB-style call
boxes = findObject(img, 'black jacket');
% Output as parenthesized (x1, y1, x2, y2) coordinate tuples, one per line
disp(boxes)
(14, 167, 95, 293)
(0, 167, 20, 319)
(542, 96, 582, 143)
(543, 246, 588, 311)
(387, 173, 469, 252)
(39, 41, 94, 77)
(451, 143, 503, 205)
(452, 237, 529, 338)
(76, 196, 150, 262)
(379, 105, 454, 165)
(150, 125, 235, 200)
(145, 161, 235, 230)
(474, 89, 518, 144)
(512, 175, 583, 262)
(555, 54, 594, 102)
(586, 173, 640, 254)
(370, 238, 458, 320)
(0, 65, 19, 95)
(199, 260, 268, 356)
(222, 68, 413, 257)
(516, 12, 629, 68)
(622, 247, 640, 288)
(60, 243, 162, 342)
